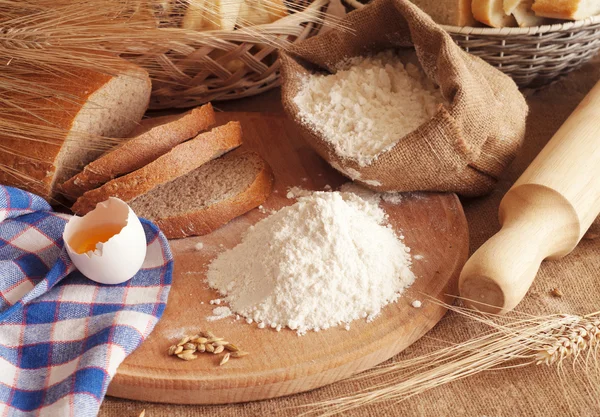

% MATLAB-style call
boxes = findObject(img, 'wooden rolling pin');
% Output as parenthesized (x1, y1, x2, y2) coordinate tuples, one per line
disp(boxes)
(459, 79, 600, 314)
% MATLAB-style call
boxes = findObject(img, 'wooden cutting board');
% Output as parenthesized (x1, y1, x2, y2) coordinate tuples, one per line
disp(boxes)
(107, 112, 469, 404)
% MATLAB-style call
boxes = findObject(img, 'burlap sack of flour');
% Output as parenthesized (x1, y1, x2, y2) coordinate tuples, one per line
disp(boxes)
(280, 0, 528, 197)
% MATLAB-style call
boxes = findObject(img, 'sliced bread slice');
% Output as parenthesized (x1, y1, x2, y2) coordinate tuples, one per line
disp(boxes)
(129, 150, 273, 239)
(127, 113, 184, 137)
(532, 0, 600, 20)
(71, 121, 242, 215)
(473, 0, 518, 27)
(61, 103, 216, 199)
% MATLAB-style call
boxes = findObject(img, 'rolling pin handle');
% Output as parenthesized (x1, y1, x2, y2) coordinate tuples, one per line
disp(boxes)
(460, 79, 600, 314)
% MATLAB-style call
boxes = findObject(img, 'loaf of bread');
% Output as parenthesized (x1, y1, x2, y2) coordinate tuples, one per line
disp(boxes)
(71, 121, 243, 215)
(475, 0, 597, 27)
(532, 0, 600, 20)
(0, 63, 151, 201)
(61, 103, 216, 199)
(130, 150, 273, 239)
(409, 0, 476, 26)
(473, 0, 517, 27)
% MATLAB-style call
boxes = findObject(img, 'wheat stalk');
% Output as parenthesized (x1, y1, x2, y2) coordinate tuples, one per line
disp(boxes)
(298, 299, 600, 417)
(0, 0, 348, 200)
(0, 0, 344, 194)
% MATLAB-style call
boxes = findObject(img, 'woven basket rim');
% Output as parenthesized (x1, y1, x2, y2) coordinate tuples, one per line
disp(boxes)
(442, 14, 600, 36)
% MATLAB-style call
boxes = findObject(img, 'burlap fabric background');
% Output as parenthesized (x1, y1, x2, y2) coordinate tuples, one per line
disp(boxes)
(100, 57, 600, 416)
(279, 0, 528, 197)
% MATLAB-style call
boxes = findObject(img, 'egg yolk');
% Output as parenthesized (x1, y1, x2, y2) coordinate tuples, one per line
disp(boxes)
(69, 224, 124, 254)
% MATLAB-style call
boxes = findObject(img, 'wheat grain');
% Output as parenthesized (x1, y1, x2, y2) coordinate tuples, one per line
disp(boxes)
(224, 343, 240, 352)
(167, 330, 249, 365)
(183, 342, 197, 351)
(176, 336, 190, 346)
(202, 330, 217, 339)
(177, 351, 198, 361)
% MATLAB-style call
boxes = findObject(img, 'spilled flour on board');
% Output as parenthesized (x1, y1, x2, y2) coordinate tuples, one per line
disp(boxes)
(206, 306, 233, 322)
(207, 190, 414, 335)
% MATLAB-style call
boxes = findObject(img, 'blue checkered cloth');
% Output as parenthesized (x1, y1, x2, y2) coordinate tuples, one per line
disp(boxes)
(0, 186, 173, 416)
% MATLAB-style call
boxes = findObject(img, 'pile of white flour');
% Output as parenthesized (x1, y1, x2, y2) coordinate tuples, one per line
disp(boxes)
(293, 50, 444, 166)
(206, 191, 415, 335)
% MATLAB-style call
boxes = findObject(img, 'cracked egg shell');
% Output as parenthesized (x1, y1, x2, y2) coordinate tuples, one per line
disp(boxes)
(64, 197, 147, 285)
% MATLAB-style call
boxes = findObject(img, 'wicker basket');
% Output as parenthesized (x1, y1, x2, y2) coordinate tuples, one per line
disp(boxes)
(442, 17, 600, 88)
(128, 0, 329, 109)
(343, 0, 600, 88)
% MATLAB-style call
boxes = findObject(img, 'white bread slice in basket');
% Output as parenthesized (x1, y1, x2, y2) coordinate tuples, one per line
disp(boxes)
(473, 0, 518, 27)
(509, 0, 547, 26)
(71, 121, 242, 215)
(0, 64, 151, 201)
(182, 0, 245, 31)
(129, 149, 273, 239)
(503, 0, 522, 13)
(532, 0, 600, 20)
(61, 104, 216, 199)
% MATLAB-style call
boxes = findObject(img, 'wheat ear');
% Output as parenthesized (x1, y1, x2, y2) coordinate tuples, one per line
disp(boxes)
(297, 299, 600, 417)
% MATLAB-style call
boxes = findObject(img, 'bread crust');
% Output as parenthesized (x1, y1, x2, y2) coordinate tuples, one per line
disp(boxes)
(0, 68, 116, 199)
(61, 103, 216, 199)
(531, 0, 597, 20)
(156, 154, 274, 239)
(0, 63, 150, 200)
(71, 121, 243, 215)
